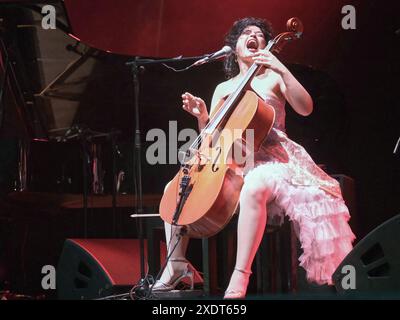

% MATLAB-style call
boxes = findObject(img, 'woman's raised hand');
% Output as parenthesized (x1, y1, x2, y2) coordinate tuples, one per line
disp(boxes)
(181, 92, 209, 123)
(251, 50, 287, 75)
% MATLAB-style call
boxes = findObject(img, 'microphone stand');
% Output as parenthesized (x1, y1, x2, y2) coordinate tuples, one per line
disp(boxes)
(125, 55, 206, 67)
(130, 57, 147, 287)
(125, 53, 207, 299)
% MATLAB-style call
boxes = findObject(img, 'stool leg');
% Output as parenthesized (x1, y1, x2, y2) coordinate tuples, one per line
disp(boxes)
(256, 231, 268, 294)
(270, 231, 278, 293)
(290, 222, 298, 293)
(202, 237, 218, 295)
(221, 227, 236, 289)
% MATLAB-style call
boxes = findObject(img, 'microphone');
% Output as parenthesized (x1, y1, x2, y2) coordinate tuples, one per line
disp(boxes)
(194, 46, 233, 66)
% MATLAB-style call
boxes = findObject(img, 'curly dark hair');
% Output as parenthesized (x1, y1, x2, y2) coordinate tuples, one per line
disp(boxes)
(223, 17, 273, 79)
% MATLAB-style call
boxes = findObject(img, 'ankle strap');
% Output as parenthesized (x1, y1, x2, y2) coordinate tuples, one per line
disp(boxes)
(235, 268, 252, 275)
(169, 258, 189, 263)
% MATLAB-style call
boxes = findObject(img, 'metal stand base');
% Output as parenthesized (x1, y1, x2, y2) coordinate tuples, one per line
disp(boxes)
(152, 289, 205, 300)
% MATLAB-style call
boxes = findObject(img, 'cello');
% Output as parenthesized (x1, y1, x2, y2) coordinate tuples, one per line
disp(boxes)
(160, 18, 304, 238)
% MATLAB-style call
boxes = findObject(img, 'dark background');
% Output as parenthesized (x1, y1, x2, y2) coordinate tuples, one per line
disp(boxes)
(0, 0, 399, 296)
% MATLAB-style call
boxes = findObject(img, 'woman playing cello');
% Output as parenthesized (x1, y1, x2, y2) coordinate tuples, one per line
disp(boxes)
(153, 17, 355, 299)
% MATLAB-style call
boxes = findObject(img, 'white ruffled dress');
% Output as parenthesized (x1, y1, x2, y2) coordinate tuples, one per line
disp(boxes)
(246, 96, 356, 285)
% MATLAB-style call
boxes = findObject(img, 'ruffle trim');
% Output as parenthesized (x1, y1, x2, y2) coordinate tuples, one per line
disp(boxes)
(285, 198, 356, 285)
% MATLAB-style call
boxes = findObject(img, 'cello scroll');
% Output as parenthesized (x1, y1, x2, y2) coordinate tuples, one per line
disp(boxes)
(270, 17, 303, 54)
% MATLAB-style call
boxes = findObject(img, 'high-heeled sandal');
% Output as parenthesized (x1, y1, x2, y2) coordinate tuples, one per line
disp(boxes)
(152, 258, 202, 292)
(224, 268, 252, 299)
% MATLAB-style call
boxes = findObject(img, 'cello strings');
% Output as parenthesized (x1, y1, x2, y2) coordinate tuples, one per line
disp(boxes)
(186, 62, 259, 157)
(189, 66, 252, 150)
(182, 39, 276, 165)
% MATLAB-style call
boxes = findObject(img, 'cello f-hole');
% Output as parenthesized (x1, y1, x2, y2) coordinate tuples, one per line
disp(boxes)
(211, 147, 222, 172)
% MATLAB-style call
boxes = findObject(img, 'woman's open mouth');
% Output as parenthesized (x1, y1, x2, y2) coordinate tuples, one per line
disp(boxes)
(246, 38, 259, 52)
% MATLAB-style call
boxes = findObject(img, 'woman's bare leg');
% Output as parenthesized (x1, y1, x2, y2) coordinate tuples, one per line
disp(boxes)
(157, 221, 190, 284)
(225, 168, 276, 297)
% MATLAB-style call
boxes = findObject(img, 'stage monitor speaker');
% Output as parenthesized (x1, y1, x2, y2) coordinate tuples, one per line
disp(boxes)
(57, 239, 147, 300)
(332, 214, 400, 295)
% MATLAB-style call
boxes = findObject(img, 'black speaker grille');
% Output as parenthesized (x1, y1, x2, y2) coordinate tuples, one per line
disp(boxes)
(77, 261, 92, 278)
(360, 243, 384, 265)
